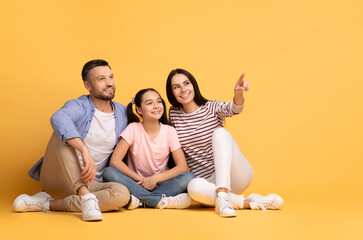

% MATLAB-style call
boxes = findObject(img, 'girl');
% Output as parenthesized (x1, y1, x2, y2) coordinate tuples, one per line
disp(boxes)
(102, 88, 195, 209)
(166, 69, 283, 217)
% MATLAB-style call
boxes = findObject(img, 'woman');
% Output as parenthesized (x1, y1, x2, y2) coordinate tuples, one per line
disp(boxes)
(166, 69, 283, 217)
(102, 88, 195, 209)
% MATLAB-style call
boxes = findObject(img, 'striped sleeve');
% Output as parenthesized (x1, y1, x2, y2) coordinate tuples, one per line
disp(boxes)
(212, 100, 244, 119)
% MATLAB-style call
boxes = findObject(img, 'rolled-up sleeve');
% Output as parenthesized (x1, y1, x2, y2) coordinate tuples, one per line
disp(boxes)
(214, 100, 244, 118)
(50, 100, 83, 142)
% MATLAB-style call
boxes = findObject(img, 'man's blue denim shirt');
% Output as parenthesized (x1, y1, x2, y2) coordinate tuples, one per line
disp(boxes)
(28, 95, 128, 181)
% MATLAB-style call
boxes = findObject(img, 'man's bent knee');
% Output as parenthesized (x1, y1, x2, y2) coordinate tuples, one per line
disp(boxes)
(101, 182, 130, 211)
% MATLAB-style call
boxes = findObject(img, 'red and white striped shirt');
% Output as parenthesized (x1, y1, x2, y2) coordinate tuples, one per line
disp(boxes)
(169, 100, 244, 179)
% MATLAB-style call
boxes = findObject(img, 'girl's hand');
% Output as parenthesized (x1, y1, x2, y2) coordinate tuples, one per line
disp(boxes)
(139, 176, 158, 190)
(233, 73, 250, 105)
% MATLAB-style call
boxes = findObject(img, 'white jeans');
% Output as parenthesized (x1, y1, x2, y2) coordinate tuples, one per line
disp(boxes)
(187, 128, 254, 207)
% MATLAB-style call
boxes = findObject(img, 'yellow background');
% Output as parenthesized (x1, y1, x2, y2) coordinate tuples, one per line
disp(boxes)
(0, 0, 362, 239)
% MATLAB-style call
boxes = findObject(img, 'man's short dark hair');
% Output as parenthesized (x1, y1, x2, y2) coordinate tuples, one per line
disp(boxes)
(81, 59, 111, 81)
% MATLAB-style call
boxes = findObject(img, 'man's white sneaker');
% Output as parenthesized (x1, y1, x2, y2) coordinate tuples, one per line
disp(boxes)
(13, 192, 53, 212)
(156, 193, 192, 209)
(215, 196, 237, 217)
(246, 193, 284, 210)
(81, 193, 103, 221)
(126, 195, 142, 210)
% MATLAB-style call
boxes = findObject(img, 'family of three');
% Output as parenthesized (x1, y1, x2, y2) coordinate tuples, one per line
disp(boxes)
(13, 59, 283, 221)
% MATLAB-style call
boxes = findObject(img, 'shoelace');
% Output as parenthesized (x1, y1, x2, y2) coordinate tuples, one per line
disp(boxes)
(24, 199, 49, 212)
(219, 197, 234, 211)
(254, 203, 267, 211)
(82, 197, 100, 211)
(252, 201, 275, 211)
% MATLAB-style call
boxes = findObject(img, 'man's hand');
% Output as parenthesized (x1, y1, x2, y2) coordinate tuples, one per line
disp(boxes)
(81, 149, 97, 183)
(66, 137, 96, 183)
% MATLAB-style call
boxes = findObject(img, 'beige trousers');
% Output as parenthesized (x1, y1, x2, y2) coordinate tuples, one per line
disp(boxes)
(39, 132, 130, 212)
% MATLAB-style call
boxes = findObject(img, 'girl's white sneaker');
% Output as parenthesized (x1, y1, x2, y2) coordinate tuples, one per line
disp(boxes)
(126, 195, 142, 210)
(157, 193, 192, 209)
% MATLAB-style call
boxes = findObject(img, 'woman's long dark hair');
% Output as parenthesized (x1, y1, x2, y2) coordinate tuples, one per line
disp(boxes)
(166, 68, 208, 108)
(125, 88, 175, 168)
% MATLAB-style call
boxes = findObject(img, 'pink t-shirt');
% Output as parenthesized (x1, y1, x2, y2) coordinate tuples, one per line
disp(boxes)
(120, 122, 181, 178)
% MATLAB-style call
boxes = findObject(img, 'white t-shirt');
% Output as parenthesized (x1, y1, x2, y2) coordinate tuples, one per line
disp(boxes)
(77, 108, 116, 182)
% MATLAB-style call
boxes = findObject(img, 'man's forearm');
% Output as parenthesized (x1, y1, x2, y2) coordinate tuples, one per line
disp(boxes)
(66, 137, 88, 153)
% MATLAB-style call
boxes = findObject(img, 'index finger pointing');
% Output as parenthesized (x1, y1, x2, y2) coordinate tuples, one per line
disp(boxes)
(239, 73, 245, 83)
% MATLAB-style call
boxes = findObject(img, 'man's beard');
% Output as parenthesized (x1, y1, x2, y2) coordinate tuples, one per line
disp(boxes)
(93, 88, 115, 101)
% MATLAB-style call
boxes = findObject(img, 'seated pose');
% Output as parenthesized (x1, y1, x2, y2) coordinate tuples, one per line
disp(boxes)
(102, 88, 195, 209)
(166, 69, 284, 217)
(13, 59, 130, 221)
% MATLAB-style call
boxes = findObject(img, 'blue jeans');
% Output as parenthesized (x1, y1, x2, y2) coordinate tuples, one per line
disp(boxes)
(102, 167, 195, 208)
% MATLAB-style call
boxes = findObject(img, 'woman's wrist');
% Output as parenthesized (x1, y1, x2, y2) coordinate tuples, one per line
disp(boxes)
(233, 95, 244, 106)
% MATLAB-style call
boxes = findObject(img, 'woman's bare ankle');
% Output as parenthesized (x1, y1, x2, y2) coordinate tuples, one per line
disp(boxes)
(243, 199, 251, 209)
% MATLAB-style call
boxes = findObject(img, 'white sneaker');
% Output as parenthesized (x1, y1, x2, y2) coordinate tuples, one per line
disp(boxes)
(13, 192, 53, 212)
(157, 193, 192, 209)
(246, 193, 284, 210)
(126, 195, 142, 210)
(215, 196, 237, 217)
(81, 193, 103, 221)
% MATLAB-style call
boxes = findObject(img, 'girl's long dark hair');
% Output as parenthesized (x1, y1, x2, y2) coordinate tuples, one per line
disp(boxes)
(125, 88, 175, 168)
(166, 68, 208, 108)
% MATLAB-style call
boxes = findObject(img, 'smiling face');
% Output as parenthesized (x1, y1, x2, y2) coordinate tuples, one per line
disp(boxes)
(171, 74, 196, 107)
(84, 66, 115, 101)
(136, 90, 164, 121)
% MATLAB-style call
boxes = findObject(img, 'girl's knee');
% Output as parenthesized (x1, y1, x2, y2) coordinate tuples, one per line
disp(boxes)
(102, 166, 120, 182)
(172, 172, 195, 190)
(102, 167, 113, 181)
(180, 172, 195, 182)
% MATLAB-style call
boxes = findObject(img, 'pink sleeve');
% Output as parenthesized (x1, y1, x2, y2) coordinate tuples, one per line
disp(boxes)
(169, 126, 181, 152)
(120, 123, 135, 145)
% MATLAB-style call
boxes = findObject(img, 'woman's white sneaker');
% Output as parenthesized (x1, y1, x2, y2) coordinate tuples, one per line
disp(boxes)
(81, 193, 103, 221)
(247, 193, 284, 210)
(13, 192, 53, 212)
(215, 196, 237, 217)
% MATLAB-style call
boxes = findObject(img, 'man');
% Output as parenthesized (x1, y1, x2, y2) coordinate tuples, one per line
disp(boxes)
(13, 59, 132, 221)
